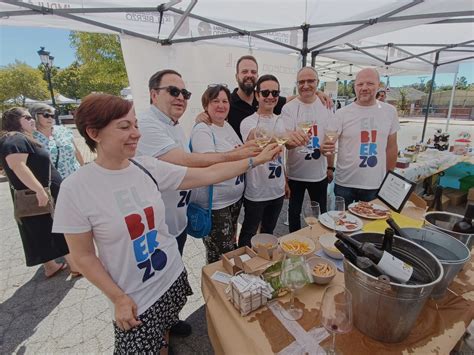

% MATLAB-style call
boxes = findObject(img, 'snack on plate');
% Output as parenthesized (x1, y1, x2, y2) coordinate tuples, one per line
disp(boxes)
(312, 263, 334, 277)
(281, 239, 311, 255)
(349, 201, 390, 219)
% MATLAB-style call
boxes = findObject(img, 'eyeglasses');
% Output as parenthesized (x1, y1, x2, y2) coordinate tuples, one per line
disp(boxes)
(258, 90, 280, 98)
(39, 113, 55, 118)
(208, 83, 228, 88)
(153, 86, 192, 100)
(22, 115, 33, 121)
(297, 79, 317, 86)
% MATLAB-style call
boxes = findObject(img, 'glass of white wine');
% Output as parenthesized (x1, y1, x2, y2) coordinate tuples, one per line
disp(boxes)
(303, 201, 320, 231)
(273, 117, 291, 146)
(296, 105, 315, 154)
(254, 115, 273, 148)
(324, 129, 338, 155)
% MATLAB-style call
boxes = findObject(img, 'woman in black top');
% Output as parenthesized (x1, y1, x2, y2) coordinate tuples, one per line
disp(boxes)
(0, 107, 74, 277)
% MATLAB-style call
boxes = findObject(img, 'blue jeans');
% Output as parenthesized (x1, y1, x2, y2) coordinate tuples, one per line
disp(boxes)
(334, 184, 379, 207)
(238, 196, 284, 248)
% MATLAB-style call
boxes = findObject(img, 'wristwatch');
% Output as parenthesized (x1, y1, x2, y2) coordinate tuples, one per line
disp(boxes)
(327, 166, 335, 172)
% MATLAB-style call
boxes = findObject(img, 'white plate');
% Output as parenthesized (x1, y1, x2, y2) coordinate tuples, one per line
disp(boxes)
(348, 202, 390, 220)
(319, 212, 363, 232)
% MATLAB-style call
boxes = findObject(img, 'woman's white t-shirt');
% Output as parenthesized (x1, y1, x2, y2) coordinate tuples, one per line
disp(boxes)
(240, 113, 285, 201)
(190, 122, 245, 209)
(52, 156, 187, 316)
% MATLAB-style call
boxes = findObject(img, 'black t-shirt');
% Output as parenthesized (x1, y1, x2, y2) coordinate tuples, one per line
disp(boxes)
(0, 133, 62, 197)
(228, 88, 287, 140)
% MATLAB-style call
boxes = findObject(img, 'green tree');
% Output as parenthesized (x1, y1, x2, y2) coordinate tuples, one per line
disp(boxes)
(397, 88, 408, 116)
(0, 60, 49, 105)
(53, 62, 83, 99)
(456, 76, 468, 90)
(70, 32, 128, 95)
(424, 79, 436, 93)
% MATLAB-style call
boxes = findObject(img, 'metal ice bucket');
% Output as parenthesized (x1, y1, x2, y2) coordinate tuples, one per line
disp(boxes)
(401, 228, 471, 299)
(424, 211, 474, 250)
(344, 232, 443, 343)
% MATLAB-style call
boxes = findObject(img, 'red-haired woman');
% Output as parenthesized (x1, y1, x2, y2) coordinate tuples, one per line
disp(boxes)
(52, 93, 280, 354)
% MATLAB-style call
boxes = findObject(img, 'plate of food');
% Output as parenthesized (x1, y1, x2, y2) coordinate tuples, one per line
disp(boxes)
(279, 235, 316, 256)
(319, 212, 363, 232)
(348, 201, 391, 220)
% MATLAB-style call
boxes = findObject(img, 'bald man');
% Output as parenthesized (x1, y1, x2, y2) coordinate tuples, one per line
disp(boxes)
(321, 68, 399, 206)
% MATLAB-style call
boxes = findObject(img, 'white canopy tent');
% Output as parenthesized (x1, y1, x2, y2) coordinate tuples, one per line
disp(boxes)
(1, 0, 472, 137)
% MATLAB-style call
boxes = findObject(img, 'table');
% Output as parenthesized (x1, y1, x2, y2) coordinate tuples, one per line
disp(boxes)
(394, 150, 473, 183)
(201, 201, 474, 355)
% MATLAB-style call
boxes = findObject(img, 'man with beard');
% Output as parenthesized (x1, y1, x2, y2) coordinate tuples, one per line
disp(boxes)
(321, 68, 399, 206)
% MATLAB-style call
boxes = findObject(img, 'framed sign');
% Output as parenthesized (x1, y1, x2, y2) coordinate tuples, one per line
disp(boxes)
(377, 170, 416, 213)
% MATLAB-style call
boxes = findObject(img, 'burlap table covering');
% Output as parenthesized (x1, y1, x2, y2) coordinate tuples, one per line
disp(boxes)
(201, 201, 474, 354)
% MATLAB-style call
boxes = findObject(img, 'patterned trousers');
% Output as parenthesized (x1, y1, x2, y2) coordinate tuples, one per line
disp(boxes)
(203, 198, 243, 264)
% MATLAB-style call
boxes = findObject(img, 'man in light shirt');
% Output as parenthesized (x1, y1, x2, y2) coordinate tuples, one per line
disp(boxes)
(321, 68, 399, 206)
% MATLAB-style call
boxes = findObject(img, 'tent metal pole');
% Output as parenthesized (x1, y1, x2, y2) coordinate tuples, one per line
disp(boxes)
(421, 51, 440, 142)
(445, 68, 458, 132)
(392, 45, 433, 65)
(301, 24, 309, 67)
(311, 51, 317, 67)
(389, 40, 473, 64)
(439, 56, 474, 66)
(166, 0, 196, 41)
(345, 44, 386, 64)
(319, 44, 386, 54)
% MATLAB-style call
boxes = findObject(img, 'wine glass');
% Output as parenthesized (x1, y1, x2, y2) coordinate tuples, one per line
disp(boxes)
(296, 104, 315, 154)
(254, 114, 274, 148)
(280, 255, 310, 321)
(328, 196, 345, 232)
(324, 129, 338, 156)
(320, 285, 353, 354)
(303, 201, 320, 231)
(273, 117, 291, 147)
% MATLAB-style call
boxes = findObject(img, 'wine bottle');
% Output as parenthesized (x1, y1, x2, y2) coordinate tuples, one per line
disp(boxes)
(335, 240, 382, 278)
(452, 203, 474, 234)
(381, 228, 394, 252)
(427, 186, 444, 212)
(386, 217, 410, 239)
(335, 231, 430, 284)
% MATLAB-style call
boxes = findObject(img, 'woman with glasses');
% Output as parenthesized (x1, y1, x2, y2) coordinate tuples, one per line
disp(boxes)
(0, 107, 73, 278)
(51, 93, 280, 353)
(30, 103, 84, 179)
(238, 75, 288, 247)
(189, 84, 250, 263)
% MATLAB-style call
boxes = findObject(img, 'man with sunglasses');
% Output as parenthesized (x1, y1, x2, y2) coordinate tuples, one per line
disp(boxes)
(136, 69, 258, 337)
(280, 66, 335, 232)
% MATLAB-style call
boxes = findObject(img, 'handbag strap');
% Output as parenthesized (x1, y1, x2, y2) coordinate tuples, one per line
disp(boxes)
(129, 159, 159, 190)
(189, 125, 215, 213)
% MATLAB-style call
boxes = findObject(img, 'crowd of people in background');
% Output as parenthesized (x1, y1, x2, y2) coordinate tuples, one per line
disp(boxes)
(0, 54, 398, 354)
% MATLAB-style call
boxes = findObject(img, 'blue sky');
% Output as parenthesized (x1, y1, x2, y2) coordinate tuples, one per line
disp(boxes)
(1, 26, 473, 87)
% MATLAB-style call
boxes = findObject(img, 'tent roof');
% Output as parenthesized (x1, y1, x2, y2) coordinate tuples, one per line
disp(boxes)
(1, 0, 472, 74)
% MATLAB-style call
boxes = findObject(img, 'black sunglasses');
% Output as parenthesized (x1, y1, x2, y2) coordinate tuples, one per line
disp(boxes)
(39, 112, 55, 118)
(22, 114, 33, 121)
(154, 86, 192, 100)
(258, 90, 280, 98)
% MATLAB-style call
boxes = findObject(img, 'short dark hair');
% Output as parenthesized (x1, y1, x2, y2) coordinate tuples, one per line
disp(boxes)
(1, 107, 41, 149)
(148, 69, 182, 91)
(376, 89, 386, 99)
(236, 55, 258, 73)
(201, 85, 231, 110)
(256, 74, 280, 92)
(75, 93, 133, 152)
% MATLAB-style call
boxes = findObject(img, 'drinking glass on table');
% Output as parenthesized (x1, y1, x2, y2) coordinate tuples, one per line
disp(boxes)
(303, 201, 320, 231)
(280, 255, 310, 321)
(321, 285, 353, 354)
(328, 196, 345, 232)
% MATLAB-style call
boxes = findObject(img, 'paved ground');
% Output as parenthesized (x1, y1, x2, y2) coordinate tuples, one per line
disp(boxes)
(0, 117, 472, 354)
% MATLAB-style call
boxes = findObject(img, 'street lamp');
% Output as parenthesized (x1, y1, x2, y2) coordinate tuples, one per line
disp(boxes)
(37, 46, 59, 125)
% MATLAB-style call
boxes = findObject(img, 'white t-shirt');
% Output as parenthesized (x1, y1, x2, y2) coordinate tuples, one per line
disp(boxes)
(52, 157, 187, 316)
(136, 105, 192, 236)
(190, 122, 245, 209)
(240, 113, 285, 201)
(280, 98, 332, 182)
(333, 101, 400, 189)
